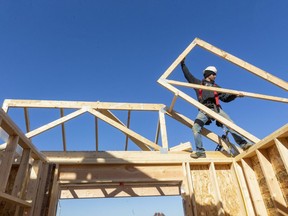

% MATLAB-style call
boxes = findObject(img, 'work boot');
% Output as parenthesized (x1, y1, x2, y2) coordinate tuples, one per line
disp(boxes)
(240, 141, 253, 150)
(190, 151, 206, 159)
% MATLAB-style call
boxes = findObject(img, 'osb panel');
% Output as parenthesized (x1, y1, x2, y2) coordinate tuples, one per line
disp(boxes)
(190, 165, 218, 215)
(215, 165, 243, 216)
(251, 155, 277, 216)
(268, 145, 288, 204)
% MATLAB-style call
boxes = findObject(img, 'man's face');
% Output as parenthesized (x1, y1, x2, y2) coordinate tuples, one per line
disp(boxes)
(208, 72, 217, 81)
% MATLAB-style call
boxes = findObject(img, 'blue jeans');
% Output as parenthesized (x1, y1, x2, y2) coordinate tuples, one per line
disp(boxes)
(192, 108, 246, 152)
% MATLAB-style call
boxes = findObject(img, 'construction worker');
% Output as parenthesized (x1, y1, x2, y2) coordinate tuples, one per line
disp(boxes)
(180, 59, 252, 159)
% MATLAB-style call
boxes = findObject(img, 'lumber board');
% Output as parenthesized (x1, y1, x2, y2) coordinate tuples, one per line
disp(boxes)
(232, 162, 255, 216)
(167, 79, 288, 104)
(3, 99, 164, 111)
(60, 108, 67, 151)
(43, 151, 234, 165)
(60, 184, 180, 199)
(0, 192, 31, 208)
(158, 38, 197, 80)
(236, 123, 288, 160)
(26, 108, 86, 139)
(241, 158, 268, 215)
(88, 108, 159, 151)
(0, 109, 46, 161)
(256, 149, 287, 214)
(159, 80, 260, 143)
(159, 108, 168, 150)
(0, 135, 19, 192)
(194, 38, 288, 91)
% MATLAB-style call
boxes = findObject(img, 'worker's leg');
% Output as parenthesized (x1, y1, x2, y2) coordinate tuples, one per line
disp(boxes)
(218, 108, 248, 146)
(192, 111, 209, 153)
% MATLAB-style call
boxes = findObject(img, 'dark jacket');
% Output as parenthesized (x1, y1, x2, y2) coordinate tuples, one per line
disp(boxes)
(181, 63, 237, 106)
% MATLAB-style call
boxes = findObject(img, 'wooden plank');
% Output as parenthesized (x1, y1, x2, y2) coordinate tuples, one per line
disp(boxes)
(24, 160, 43, 215)
(0, 135, 19, 192)
(32, 163, 50, 216)
(60, 183, 180, 199)
(125, 110, 131, 151)
(60, 108, 67, 151)
(97, 109, 153, 151)
(158, 80, 260, 143)
(43, 151, 234, 165)
(167, 79, 288, 104)
(95, 117, 99, 151)
(209, 162, 225, 215)
(195, 38, 288, 91)
(59, 164, 184, 183)
(168, 92, 178, 112)
(88, 108, 158, 151)
(3, 99, 164, 111)
(241, 158, 268, 216)
(181, 163, 194, 216)
(24, 108, 31, 133)
(232, 162, 255, 215)
(154, 120, 160, 144)
(170, 142, 192, 152)
(159, 108, 168, 150)
(274, 138, 288, 174)
(256, 149, 287, 214)
(0, 192, 31, 208)
(48, 164, 60, 216)
(236, 124, 288, 160)
(185, 163, 197, 215)
(11, 149, 31, 197)
(26, 108, 87, 139)
(158, 38, 198, 80)
(0, 109, 46, 161)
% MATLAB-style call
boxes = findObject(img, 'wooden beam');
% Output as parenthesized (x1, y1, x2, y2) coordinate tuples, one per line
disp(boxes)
(154, 119, 160, 144)
(97, 109, 154, 151)
(185, 162, 197, 215)
(24, 160, 43, 215)
(168, 92, 179, 112)
(170, 142, 192, 152)
(194, 38, 288, 91)
(88, 109, 159, 151)
(235, 123, 288, 160)
(43, 151, 234, 165)
(256, 149, 287, 214)
(125, 111, 131, 151)
(159, 108, 168, 150)
(0, 135, 19, 192)
(48, 164, 60, 216)
(232, 162, 255, 216)
(209, 162, 225, 215)
(240, 158, 268, 215)
(24, 108, 31, 133)
(0, 192, 31, 208)
(0, 109, 46, 161)
(95, 117, 99, 151)
(159, 80, 260, 143)
(274, 138, 288, 175)
(158, 38, 198, 80)
(60, 108, 67, 151)
(3, 99, 164, 111)
(167, 79, 288, 104)
(26, 108, 86, 139)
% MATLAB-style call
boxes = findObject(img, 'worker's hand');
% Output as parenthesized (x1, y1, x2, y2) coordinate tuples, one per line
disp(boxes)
(180, 58, 186, 66)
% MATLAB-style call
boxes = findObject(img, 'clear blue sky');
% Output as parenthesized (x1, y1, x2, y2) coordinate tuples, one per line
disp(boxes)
(1, 1, 288, 215)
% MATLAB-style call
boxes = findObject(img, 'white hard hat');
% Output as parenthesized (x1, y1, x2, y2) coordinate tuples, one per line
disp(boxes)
(203, 66, 217, 74)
